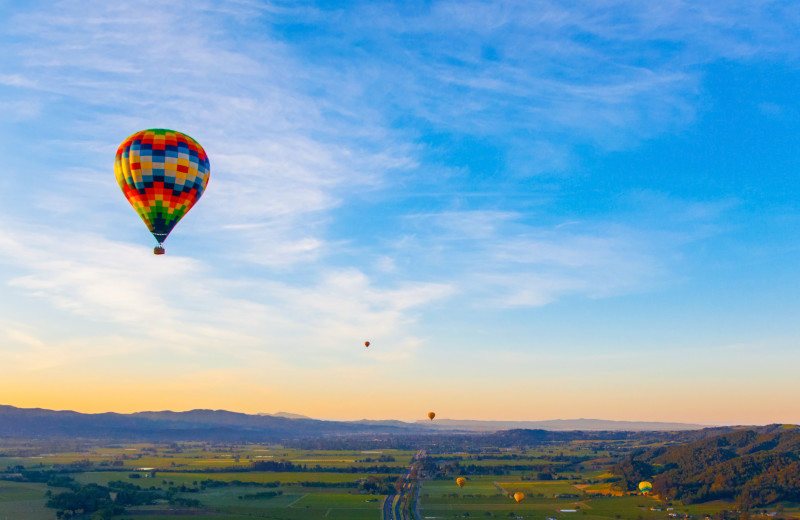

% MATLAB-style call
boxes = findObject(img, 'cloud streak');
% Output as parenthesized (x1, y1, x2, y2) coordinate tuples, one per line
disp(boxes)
(0, 218, 452, 373)
(1, 0, 797, 420)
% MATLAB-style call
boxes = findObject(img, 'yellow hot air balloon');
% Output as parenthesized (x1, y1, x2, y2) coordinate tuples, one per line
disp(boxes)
(428, 412, 436, 421)
(456, 477, 466, 488)
(639, 481, 653, 495)
(514, 491, 525, 503)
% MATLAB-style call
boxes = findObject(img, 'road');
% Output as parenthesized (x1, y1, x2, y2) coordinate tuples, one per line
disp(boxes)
(383, 450, 424, 520)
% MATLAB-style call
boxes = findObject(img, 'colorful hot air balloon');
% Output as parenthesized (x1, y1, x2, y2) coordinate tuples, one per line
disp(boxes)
(514, 492, 525, 503)
(456, 477, 466, 488)
(364, 341, 370, 348)
(428, 412, 436, 421)
(115, 129, 210, 254)
(639, 481, 653, 495)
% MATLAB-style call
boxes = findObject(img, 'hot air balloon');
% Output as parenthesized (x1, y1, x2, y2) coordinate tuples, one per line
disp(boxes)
(639, 481, 652, 495)
(364, 341, 370, 348)
(456, 477, 466, 488)
(115, 129, 210, 254)
(514, 492, 525, 504)
(427, 412, 436, 421)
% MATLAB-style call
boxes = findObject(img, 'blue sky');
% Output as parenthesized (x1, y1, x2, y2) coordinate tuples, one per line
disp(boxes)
(1, 0, 799, 423)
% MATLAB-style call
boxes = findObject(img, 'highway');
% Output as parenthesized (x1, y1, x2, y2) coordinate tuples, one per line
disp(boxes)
(382, 450, 424, 520)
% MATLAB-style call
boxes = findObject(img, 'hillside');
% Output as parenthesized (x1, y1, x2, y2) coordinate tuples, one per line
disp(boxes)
(0, 405, 422, 441)
(615, 425, 800, 508)
(0, 405, 709, 441)
(421, 418, 707, 431)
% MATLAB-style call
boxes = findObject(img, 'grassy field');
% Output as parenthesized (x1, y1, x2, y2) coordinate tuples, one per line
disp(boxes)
(423, 477, 505, 497)
(3, 474, 386, 519)
(4, 439, 799, 520)
(0, 481, 59, 520)
(419, 493, 671, 520)
(497, 480, 587, 496)
(73, 470, 393, 487)
(173, 488, 384, 520)
(0, 441, 398, 519)
(2, 445, 413, 471)
(413, 443, 792, 520)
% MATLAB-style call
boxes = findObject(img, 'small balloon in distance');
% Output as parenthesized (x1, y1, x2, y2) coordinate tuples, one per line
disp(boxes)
(514, 492, 525, 503)
(456, 477, 466, 488)
(427, 412, 436, 421)
(639, 481, 653, 495)
(364, 341, 370, 348)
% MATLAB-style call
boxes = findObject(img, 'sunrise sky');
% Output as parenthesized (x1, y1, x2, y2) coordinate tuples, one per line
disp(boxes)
(1, 0, 799, 424)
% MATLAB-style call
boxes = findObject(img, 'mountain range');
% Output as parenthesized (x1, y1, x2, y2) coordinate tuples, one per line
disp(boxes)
(409, 418, 707, 431)
(0, 404, 709, 441)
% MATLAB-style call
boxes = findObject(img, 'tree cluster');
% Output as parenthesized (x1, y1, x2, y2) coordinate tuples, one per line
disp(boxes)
(614, 426, 800, 508)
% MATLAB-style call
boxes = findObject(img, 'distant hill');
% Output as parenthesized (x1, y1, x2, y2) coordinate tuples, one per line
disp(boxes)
(416, 418, 708, 431)
(615, 424, 800, 507)
(260, 414, 708, 432)
(484, 427, 737, 446)
(0, 404, 714, 442)
(0, 405, 422, 441)
(259, 412, 312, 420)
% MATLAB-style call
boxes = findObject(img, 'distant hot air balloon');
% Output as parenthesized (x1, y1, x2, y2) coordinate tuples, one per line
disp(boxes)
(639, 481, 653, 495)
(514, 492, 525, 503)
(456, 477, 466, 488)
(364, 341, 370, 348)
(115, 129, 210, 254)
(428, 412, 436, 421)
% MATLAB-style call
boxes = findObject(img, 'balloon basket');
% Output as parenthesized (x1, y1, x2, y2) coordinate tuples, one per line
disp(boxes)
(154, 246, 165, 255)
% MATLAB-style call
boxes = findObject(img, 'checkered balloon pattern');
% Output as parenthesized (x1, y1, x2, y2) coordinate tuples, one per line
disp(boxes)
(114, 129, 210, 245)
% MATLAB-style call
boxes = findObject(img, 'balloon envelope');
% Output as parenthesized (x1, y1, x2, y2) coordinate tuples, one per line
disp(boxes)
(514, 492, 525, 503)
(364, 341, 370, 348)
(456, 477, 466, 488)
(639, 481, 652, 494)
(427, 412, 435, 421)
(115, 129, 210, 248)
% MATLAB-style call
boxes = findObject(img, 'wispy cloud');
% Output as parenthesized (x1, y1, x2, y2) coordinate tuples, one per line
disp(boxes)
(0, 218, 452, 372)
(396, 211, 671, 307)
(1, 0, 797, 418)
(253, 0, 799, 158)
(2, 1, 418, 268)
(0, 0, 752, 311)
(0, 74, 38, 88)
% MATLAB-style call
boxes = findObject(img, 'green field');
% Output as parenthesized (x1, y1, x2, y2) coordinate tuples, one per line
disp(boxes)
(423, 477, 505, 498)
(1, 446, 413, 472)
(74, 470, 393, 487)
(419, 492, 677, 520)
(497, 480, 586, 496)
(173, 489, 384, 519)
(1, 441, 396, 519)
(3, 439, 796, 520)
(0, 481, 60, 520)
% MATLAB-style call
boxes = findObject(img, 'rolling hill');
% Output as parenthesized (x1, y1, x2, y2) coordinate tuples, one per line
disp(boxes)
(615, 425, 800, 507)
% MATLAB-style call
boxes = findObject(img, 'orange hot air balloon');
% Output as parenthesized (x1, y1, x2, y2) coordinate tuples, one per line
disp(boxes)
(513, 492, 525, 503)
(427, 412, 436, 421)
(364, 341, 370, 348)
(456, 477, 466, 488)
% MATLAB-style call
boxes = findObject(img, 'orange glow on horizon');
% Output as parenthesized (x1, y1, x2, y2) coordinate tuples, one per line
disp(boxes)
(1, 373, 796, 426)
